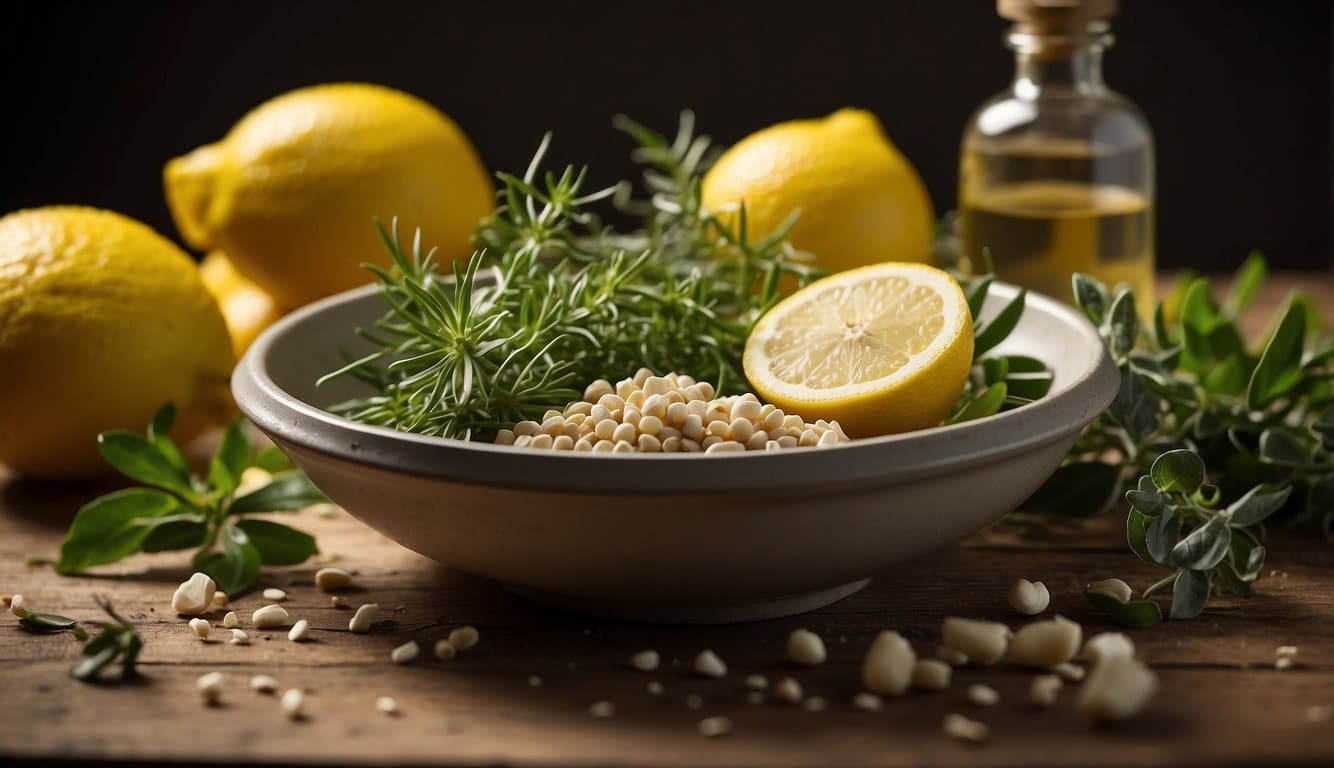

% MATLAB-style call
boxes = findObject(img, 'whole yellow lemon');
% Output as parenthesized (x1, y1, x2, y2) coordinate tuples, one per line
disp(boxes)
(0, 207, 234, 478)
(702, 109, 934, 275)
(165, 83, 493, 308)
(199, 251, 286, 357)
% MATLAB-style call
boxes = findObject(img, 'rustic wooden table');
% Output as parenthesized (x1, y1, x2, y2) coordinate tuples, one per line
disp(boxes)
(1, 273, 1332, 767)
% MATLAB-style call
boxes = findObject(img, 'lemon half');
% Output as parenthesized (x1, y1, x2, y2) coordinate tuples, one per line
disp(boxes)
(743, 262, 973, 437)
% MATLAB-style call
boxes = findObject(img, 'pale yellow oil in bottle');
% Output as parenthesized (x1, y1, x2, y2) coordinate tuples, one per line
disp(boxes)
(960, 179, 1154, 304)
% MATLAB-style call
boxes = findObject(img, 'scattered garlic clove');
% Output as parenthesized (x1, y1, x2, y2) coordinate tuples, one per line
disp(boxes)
(1276, 645, 1299, 659)
(281, 688, 305, 719)
(744, 673, 769, 691)
(630, 650, 660, 672)
(772, 677, 804, 705)
(1082, 632, 1135, 664)
(433, 639, 457, 661)
(529, 676, 544, 688)
(1028, 674, 1063, 708)
(8, 594, 23, 616)
(1087, 578, 1134, 604)
(1008, 578, 1050, 615)
(262, 588, 288, 602)
(646, 681, 664, 696)
(314, 567, 353, 591)
(196, 671, 225, 705)
(188, 618, 211, 639)
(1077, 655, 1157, 722)
(802, 696, 828, 712)
(213, 591, 229, 608)
(250, 674, 279, 694)
(348, 603, 379, 634)
(222, 611, 239, 629)
(787, 628, 827, 666)
(230, 629, 250, 645)
(1009, 615, 1082, 668)
(288, 619, 310, 642)
(967, 684, 1000, 707)
(172, 572, 217, 616)
(851, 692, 884, 711)
(252, 604, 290, 630)
(589, 700, 615, 719)
(1053, 661, 1086, 681)
(943, 713, 988, 744)
(685, 694, 704, 710)
(391, 641, 420, 665)
(935, 645, 969, 667)
(448, 626, 479, 651)
(376, 696, 399, 715)
(694, 649, 727, 678)
(698, 716, 732, 737)
(861, 630, 915, 696)
(911, 659, 953, 691)
(941, 617, 1011, 666)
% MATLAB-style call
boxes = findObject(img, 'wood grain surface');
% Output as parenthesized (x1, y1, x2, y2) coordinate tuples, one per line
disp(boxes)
(0, 273, 1331, 767)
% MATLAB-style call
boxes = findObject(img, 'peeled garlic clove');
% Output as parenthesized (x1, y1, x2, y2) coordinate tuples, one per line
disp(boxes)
(172, 572, 217, 616)
(1008, 578, 1050, 615)
(941, 617, 1011, 666)
(1009, 615, 1083, 668)
(1087, 578, 1134, 604)
(1077, 655, 1157, 722)
(861, 630, 915, 696)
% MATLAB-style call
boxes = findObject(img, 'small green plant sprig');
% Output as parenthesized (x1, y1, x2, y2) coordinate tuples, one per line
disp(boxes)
(946, 275, 1052, 425)
(11, 600, 88, 640)
(70, 596, 142, 682)
(54, 404, 325, 596)
(1022, 255, 1334, 536)
(1086, 448, 1291, 627)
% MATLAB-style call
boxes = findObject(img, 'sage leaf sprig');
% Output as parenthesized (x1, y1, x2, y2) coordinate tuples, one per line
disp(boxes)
(71, 596, 142, 682)
(1086, 448, 1292, 626)
(11, 602, 89, 641)
(54, 403, 325, 596)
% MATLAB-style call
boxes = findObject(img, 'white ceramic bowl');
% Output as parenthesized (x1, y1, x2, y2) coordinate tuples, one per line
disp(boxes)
(233, 281, 1117, 623)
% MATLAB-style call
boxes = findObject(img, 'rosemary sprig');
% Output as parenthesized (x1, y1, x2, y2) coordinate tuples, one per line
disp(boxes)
(322, 113, 821, 440)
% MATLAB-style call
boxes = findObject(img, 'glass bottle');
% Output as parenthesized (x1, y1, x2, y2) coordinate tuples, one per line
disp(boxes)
(959, 0, 1154, 305)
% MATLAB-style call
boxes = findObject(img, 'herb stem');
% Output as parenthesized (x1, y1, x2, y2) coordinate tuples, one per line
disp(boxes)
(1142, 570, 1180, 599)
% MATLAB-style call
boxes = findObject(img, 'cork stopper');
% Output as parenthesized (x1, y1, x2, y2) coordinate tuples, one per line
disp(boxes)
(998, 0, 1116, 30)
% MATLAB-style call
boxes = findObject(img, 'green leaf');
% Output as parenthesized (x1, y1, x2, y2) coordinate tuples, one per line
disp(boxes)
(233, 519, 318, 566)
(1194, 483, 1222, 508)
(974, 289, 1026, 357)
(145, 403, 190, 478)
(1170, 516, 1231, 570)
(1127, 508, 1154, 563)
(1145, 509, 1182, 565)
(1072, 273, 1108, 325)
(1085, 588, 1162, 628)
(17, 610, 81, 633)
(1227, 484, 1292, 527)
(140, 519, 209, 552)
(147, 402, 176, 442)
(1203, 356, 1248, 396)
(1302, 473, 1334, 537)
(965, 274, 993, 322)
(1018, 461, 1122, 517)
(1258, 428, 1310, 468)
(254, 446, 295, 474)
(207, 420, 252, 496)
(196, 526, 262, 596)
(1224, 251, 1266, 318)
(1150, 450, 1206, 494)
(97, 431, 195, 499)
(1170, 569, 1211, 620)
(1216, 561, 1254, 598)
(981, 357, 1010, 386)
(1107, 366, 1161, 443)
(1247, 299, 1306, 410)
(228, 472, 327, 515)
(1313, 407, 1334, 449)
(1152, 304, 1174, 349)
(947, 383, 1007, 424)
(56, 489, 181, 574)
(1126, 480, 1166, 517)
(1107, 289, 1138, 357)
(1228, 527, 1265, 581)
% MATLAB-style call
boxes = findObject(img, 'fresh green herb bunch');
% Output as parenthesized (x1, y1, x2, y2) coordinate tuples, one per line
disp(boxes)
(54, 404, 325, 595)
(1022, 255, 1334, 535)
(322, 114, 821, 440)
(70, 596, 143, 682)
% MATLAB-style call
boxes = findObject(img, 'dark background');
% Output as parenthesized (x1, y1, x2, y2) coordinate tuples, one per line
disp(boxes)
(2, 0, 1331, 272)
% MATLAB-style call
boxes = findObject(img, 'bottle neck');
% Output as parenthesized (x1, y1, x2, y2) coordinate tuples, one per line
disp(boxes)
(1007, 23, 1111, 98)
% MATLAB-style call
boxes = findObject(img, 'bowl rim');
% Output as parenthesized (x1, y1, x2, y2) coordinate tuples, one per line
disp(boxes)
(233, 281, 1119, 495)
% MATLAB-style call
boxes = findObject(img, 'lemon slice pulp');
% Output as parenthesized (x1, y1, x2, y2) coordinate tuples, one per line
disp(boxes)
(743, 263, 974, 437)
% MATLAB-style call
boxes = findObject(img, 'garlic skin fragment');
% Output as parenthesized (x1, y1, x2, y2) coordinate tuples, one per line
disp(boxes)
(861, 630, 915, 696)
(1077, 655, 1158, 722)
(941, 617, 1010, 666)
(694, 649, 727, 678)
(1009, 615, 1083, 668)
(1087, 578, 1134, 604)
(1008, 578, 1050, 615)
(787, 628, 827, 666)
(172, 572, 217, 616)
